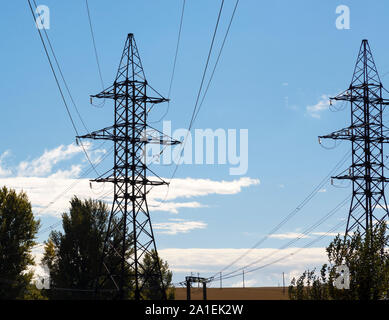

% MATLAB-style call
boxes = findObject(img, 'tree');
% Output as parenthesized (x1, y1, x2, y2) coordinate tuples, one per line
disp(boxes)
(0, 186, 41, 299)
(288, 223, 389, 300)
(42, 196, 174, 300)
(42, 197, 122, 299)
(141, 250, 175, 300)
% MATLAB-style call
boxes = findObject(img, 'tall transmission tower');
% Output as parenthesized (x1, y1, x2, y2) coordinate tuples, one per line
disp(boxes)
(319, 39, 389, 239)
(77, 33, 180, 300)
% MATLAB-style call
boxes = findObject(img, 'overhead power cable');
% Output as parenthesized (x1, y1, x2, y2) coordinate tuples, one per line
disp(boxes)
(28, 0, 99, 176)
(148, 0, 235, 210)
(218, 195, 351, 280)
(213, 220, 347, 283)
(85, 0, 105, 108)
(169, 0, 225, 179)
(150, 0, 186, 123)
(193, 0, 240, 123)
(210, 150, 350, 279)
(31, 0, 90, 133)
(35, 145, 113, 218)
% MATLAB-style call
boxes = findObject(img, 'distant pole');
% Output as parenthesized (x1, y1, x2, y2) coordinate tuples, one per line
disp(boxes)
(203, 282, 207, 300)
(220, 272, 222, 289)
(243, 270, 245, 288)
(198, 273, 200, 288)
(282, 272, 285, 295)
(186, 279, 191, 301)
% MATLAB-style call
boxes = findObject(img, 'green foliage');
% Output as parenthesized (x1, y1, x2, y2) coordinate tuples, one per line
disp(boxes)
(42, 196, 174, 300)
(42, 196, 122, 299)
(289, 223, 389, 300)
(141, 250, 175, 300)
(0, 186, 41, 299)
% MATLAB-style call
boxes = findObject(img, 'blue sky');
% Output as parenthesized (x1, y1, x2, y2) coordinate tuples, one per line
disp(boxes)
(2, 0, 389, 287)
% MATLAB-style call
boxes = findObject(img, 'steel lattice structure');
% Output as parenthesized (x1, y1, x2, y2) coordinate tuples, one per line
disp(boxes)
(319, 40, 389, 238)
(78, 33, 180, 300)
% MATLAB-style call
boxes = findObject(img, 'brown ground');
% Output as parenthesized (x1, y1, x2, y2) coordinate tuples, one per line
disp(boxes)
(175, 287, 289, 300)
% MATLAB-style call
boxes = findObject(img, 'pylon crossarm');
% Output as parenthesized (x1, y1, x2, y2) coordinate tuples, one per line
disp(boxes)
(320, 125, 389, 143)
(77, 126, 180, 145)
(330, 88, 352, 102)
(94, 177, 168, 186)
(144, 96, 169, 104)
(90, 84, 116, 100)
(332, 175, 389, 183)
(77, 128, 114, 141)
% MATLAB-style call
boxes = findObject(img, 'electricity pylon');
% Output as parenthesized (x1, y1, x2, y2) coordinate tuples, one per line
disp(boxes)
(319, 40, 389, 239)
(77, 33, 180, 300)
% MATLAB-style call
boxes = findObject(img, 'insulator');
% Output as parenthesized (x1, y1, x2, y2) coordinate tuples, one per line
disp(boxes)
(318, 137, 322, 145)
(330, 100, 333, 106)
(89, 182, 92, 189)
(331, 179, 334, 186)
(90, 97, 93, 104)
(75, 138, 79, 146)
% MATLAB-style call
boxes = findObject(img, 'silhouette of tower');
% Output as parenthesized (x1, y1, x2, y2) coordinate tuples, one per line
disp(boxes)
(78, 34, 180, 300)
(320, 40, 389, 239)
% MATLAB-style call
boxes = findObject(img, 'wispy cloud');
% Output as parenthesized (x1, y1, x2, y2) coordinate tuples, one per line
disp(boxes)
(17, 144, 82, 177)
(31, 246, 329, 287)
(0, 145, 260, 217)
(269, 232, 310, 240)
(154, 219, 207, 235)
(311, 232, 340, 237)
(0, 151, 12, 177)
(306, 95, 331, 119)
(153, 177, 260, 201)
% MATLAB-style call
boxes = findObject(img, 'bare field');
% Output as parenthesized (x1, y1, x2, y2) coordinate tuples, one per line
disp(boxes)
(175, 287, 289, 300)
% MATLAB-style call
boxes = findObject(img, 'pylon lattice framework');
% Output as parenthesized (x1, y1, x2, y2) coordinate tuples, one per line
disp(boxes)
(320, 40, 389, 238)
(78, 33, 180, 300)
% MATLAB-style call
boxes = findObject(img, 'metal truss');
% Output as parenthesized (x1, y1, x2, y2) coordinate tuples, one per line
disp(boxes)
(320, 40, 389, 239)
(78, 34, 180, 300)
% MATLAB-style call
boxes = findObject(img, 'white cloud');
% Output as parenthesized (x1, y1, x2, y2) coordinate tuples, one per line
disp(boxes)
(151, 177, 260, 201)
(17, 144, 82, 177)
(311, 232, 340, 237)
(154, 219, 207, 235)
(269, 232, 310, 240)
(48, 164, 83, 179)
(30, 246, 330, 287)
(230, 279, 258, 288)
(306, 95, 331, 119)
(158, 247, 327, 271)
(0, 151, 12, 177)
(149, 201, 205, 214)
(0, 145, 260, 217)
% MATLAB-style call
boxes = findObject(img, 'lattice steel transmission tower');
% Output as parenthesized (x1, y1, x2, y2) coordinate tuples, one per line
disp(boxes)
(319, 40, 389, 239)
(77, 33, 180, 300)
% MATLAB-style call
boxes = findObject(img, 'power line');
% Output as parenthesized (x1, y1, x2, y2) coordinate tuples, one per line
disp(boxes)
(215, 220, 347, 283)
(35, 145, 113, 219)
(210, 151, 350, 278)
(31, 0, 90, 133)
(145, 0, 232, 211)
(85, 0, 105, 108)
(27, 0, 99, 177)
(150, 0, 186, 123)
(193, 0, 240, 122)
(218, 195, 351, 280)
(169, 0, 225, 180)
